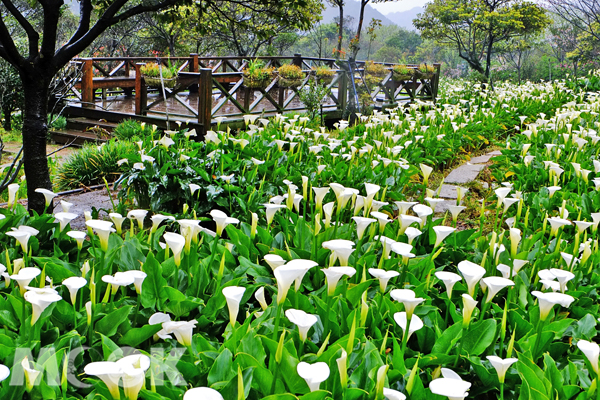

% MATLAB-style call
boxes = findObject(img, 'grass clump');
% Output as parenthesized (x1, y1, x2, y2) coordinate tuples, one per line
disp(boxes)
(113, 120, 154, 141)
(55, 139, 137, 190)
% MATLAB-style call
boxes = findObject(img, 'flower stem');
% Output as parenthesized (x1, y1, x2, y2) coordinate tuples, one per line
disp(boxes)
(272, 304, 282, 341)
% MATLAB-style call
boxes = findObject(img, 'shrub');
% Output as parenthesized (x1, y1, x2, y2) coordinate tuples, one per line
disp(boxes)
(278, 64, 304, 79)
(298, 79, 329, 120)
(49, 115, 67, 130)
(140, 62, 177, 79)
(243, 59, 274, 81)
(364, 60, 387, 76)
(113, 119, 154, 141)
(55, 139, 137, 190)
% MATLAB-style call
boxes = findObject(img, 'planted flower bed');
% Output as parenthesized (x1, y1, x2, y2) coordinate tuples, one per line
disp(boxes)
(0, 76, 599, 400)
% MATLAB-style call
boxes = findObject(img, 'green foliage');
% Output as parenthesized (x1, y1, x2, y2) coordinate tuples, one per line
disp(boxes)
(298, 80, 329, 120)
(414, 0, 551, 77)
(55, 139, 137, 190)
(139, 62, 178, 79)
(278, 64, 304, 79)
(112, 119, 155, 141)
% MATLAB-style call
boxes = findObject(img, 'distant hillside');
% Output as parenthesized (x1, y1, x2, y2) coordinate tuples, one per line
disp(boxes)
(321, 1, 394, 27)
(385, 7, 424, 30)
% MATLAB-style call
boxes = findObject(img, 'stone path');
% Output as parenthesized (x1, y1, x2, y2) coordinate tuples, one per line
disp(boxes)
(432, 150, 501, 214)
(55, 188, 118, 231)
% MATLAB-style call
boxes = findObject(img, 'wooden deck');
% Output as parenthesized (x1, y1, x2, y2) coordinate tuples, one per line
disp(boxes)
(56, 54, 441, 140)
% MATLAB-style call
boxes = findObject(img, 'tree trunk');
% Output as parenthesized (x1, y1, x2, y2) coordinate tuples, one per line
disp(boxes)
(337, 4, 344, 54)
(22, 77, 53, 214)
(2, 106, 11, 131)
(353, 0, 367, 58)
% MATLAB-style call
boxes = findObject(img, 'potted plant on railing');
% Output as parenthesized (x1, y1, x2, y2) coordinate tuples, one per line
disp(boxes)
(415, 63, 436, 80)
(140, 62, 178, 88)
(243, 59, 274, 89)
(278, 64, 305, 88)
(392, 64, 414, 82)
(364, 61, 388, 86)
(313, 66, 335, 85)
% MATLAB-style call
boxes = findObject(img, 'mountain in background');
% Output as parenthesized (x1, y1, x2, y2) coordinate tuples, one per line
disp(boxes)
(385, 7, 424, 30)
(321, 2, 423, 31)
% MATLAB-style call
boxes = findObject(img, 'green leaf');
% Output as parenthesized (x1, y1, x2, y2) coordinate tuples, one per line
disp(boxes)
(141, 252, 167, 309)
(431, 321, 462, 354)
(461, 319, 496, 356)
(95, 306, 133, 337)
(118, 324, 163, 347)
(208, 348, 235, 387)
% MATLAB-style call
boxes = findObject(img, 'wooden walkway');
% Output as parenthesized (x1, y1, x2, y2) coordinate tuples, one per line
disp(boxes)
(54, 54, 441, 142)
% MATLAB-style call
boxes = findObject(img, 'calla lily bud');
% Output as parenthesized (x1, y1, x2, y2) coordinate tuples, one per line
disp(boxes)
(336, 349, 348, 388)
(462, 294, 478, 328)
(251, 212, 258, 239)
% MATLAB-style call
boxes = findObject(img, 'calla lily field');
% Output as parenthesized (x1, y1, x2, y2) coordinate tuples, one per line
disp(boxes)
(2, 74, 600, 400)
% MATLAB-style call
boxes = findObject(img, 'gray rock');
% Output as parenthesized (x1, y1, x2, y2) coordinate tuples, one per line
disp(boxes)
(433, 200, 459, 214)
(445, 164, 487, 184)
(439, 184, 459, 199)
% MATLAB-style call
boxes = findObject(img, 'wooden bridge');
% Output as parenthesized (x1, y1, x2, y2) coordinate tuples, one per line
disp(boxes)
(54, 54, 441, 143)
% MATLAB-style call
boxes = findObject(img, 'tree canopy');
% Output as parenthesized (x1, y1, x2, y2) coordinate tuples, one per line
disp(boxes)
(414, 0, 551, 78)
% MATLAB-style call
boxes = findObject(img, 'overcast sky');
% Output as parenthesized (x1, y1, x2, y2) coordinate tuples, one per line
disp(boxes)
(370, 0, 430, 14)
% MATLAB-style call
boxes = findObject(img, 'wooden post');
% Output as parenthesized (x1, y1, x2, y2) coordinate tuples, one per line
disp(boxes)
(432, 63, 442, 102)
(81, 58, 94, 108)
(292, 53, 302, 67)
(189, 53, 199, 72)
(189, 53, 199, 93)
(134, 63, 147, 115)
(198, 68, 212, 136)
(338, 71, 348, 115)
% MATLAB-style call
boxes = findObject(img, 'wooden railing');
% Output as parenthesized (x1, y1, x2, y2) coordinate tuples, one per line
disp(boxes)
(66, 54, 441, 133)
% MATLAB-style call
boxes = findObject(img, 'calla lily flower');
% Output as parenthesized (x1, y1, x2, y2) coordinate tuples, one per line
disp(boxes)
(369, 268, 400, 292)
(462, 294, 478, 327)
(264, 254, 285, 271)
(323, 239, 355, 266)
(433, 226, 455, 248)
(323, 202, 335, 227)
(60, 200, 73, 213)
(531, 291, 575, 321)
(11, 267, 41, 294)
(352, 216, 376, 240)
(393, 312, 423, 341)
(547, 217, 571, 236)
(223, 286, 246, 326)
(286, 259, 318, 291)
(7, 183, 19, 207)
(313, 187, 330, 213)
(404, 226, 422, 245)
(84, 361, 123, 399)
(395, 201, 418, 215)
(255, 287, 268, 310)
(150, 214, 175, 233)
(24, 289, 62, 325)
(578, 340, 599, 374)
(210, 209, 239, 236)
(398, 215, 422, 235)
(412, 204, 433, 227)
(486, 356, 517, 384)
(127, 209, 148, 229)
(481, 277, 514, 303)
(162, 319, 198, 346)
(370, 211, 391, 233)
(263, 204, 287, 225)
(458, 260, 486, 297)
(297, 361, 330, 392)
(425, 197, 446, 213)
(420, 163, 433, 185)
(390, 289, 424, 319)
(55, 212, 78, 231)
(391, 242, 415, 263)
(117, 355, 150, 400)
(0, 363, 9, 382)
(86, 220, 115, 251)
(6, 226, 38, 254)
(21, 357, 41, 392)
(495, 187, 511, 208)
(102, 272, 135, 292)
(285, 308, 318, 342)
(109, 213, 126, 234)
(364, 183, 381, 211)
(429, 373, 471, 400)
(383, 388, 407, 400)
(435, 271, 462, 299)
(336, 349, 348, 387)
(574, 220, 593, 234)
(274, 264, 306, 304)
(323, 267, 356, 295)
(35, 188, 57, 207)
(448, 205, 466, 222)
(183, 387, 224, 400)
(124, 270, 147, 294)
(62, 276, 87, 304)
(163, 232, 186, 266)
